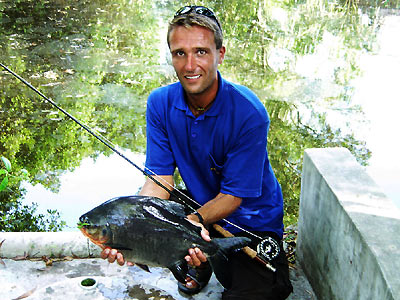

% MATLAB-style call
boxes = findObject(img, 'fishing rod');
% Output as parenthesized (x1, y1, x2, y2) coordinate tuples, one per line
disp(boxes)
(1, 63, 279, 270)
(0, 62, 188, 206)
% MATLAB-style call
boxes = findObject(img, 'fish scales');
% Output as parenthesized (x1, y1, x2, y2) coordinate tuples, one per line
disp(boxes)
(79, 195, 251, 288)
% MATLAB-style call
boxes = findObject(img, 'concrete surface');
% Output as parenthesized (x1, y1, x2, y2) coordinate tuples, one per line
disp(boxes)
(297, 147, 400, 300)
(0, 232, 100, 258)
(0, 232, 315, 300)
(0, 259, 315, 300)
(0, 258, 222, 300)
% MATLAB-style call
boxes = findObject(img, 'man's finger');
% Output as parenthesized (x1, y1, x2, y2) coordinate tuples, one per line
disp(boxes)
(185, 255, 193, 266)
(201, 228, 211, 242)
(194, 247, 208, 263)
(185, 218, 212, 242)
(100, 248, 110, 259)
(189, 248, 200, 266)
(188, 248, 207, 267)
(107, 249, 118, 264)
(116, 252, 125, 266)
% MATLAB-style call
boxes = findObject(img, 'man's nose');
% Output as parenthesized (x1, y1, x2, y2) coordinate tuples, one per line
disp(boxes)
(184, 54, 196, 71)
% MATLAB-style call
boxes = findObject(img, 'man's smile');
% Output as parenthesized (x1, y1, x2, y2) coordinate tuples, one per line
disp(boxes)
(185, 74, 201, 80)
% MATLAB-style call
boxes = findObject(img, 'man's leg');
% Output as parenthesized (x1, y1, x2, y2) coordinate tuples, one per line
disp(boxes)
(221, 233, 293, 300)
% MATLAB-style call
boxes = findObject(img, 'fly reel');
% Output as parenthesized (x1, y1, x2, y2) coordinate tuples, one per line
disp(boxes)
(256, 236, 280, 262)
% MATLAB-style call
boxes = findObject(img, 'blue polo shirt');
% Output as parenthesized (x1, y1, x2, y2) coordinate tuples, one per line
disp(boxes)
(145, 72, 284, 237)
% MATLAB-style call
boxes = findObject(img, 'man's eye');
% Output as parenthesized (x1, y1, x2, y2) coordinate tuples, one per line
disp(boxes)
(175, 51, 184, 56)
(198, 50, 206, 55)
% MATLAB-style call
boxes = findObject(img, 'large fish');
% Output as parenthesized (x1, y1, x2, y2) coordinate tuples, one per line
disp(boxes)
(78, 195, 250, 288)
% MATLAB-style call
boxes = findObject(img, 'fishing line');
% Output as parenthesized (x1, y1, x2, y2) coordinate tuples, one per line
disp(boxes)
(143, 166, 263, 240)
(0, 63, 263, 241)
(0, 62, 177, 200)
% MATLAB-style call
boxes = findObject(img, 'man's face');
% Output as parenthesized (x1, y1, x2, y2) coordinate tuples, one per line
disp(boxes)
(169, 25, 225, 98)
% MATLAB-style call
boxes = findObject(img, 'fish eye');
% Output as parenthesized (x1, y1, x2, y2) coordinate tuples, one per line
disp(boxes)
(102, 228, 108, 236)
(101, 223, 110, 236)
(79, 215, 89, 223)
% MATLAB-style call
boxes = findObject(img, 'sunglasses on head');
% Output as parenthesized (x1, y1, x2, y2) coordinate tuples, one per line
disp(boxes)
(174, 6, 221, 30)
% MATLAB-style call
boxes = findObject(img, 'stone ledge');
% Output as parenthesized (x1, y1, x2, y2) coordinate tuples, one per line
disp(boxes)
(297, 147, 400, 300)
(0, 232, 100, 258)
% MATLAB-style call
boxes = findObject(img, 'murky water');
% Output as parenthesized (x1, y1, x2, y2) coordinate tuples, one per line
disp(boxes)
(1, 0, 399, 230)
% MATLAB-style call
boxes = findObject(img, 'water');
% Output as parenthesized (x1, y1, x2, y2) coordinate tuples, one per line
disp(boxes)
(21, 151, 146, 231)
(1, 1, 400, 231)
(352, 13, 400, 207)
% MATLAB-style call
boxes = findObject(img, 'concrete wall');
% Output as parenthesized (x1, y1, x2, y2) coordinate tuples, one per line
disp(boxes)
(0, 232, 100, 258)
(297, 147, 400, 300)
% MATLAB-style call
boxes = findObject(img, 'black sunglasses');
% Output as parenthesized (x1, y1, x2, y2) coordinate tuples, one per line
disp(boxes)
(174, 6, 221, 30)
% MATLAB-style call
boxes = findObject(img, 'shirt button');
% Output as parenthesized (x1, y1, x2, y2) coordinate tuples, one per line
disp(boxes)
(194, 121, 198, 125)
(191, 133, 197, 138)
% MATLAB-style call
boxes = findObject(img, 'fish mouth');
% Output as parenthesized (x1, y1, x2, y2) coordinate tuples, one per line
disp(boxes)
(79, 226, 109, 250)
(79, 226, 90, 238)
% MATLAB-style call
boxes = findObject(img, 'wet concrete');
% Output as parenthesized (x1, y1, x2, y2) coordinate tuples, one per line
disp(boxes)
(0, 258, 315, 300)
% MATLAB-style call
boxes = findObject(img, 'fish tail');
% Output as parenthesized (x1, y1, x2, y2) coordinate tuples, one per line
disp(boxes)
(209, 237, 251, 288)
(212, 237, 251, 253)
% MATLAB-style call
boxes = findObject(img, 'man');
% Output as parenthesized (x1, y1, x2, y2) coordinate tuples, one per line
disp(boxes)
(102, 6, 292, 299)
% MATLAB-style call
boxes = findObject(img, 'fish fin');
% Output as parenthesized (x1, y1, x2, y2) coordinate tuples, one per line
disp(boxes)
(105, 244, 133, 251)
(209, 237, 252, 289)
(136, 263, 151, 272)
(168, 259, 188, 284)
(153, 198, 188, 219)
(212, 237, 251, 254)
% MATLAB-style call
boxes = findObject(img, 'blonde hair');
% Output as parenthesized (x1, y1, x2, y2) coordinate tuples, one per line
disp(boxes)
(167, 13, 223, 49)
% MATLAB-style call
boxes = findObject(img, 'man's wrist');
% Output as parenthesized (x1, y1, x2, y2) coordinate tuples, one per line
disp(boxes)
(191, 211, 205, 225)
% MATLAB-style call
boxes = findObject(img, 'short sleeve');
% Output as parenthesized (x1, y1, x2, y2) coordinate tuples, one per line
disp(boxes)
(220, 115, 269, 198)
(144, 91, 176, 175)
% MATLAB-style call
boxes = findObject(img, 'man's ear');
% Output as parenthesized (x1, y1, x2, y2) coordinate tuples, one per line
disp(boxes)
(218, 46, 226, 64)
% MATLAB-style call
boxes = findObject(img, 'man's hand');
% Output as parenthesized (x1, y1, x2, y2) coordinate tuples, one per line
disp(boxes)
(185, 218, 211, 266)
(186, 217, 211, 242)
(100, 248, 134, 266)
(182, 218, 210, 290)
(185, 246, 208, 267)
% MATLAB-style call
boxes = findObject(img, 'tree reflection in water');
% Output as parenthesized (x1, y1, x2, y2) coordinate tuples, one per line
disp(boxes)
(1, 0, 397, 230)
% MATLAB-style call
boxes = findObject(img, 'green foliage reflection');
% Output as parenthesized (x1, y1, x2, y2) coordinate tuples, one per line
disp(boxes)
(1, 0, 382, 230)
(0, 156, 65, 231)
(173, 0, 375, 224)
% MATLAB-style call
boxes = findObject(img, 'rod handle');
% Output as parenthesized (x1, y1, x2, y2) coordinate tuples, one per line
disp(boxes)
(212, 224, 257, 259)
(212, 223, 277, 272)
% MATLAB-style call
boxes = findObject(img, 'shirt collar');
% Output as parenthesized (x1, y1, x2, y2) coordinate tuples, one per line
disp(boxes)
(174, 71, 225, 119)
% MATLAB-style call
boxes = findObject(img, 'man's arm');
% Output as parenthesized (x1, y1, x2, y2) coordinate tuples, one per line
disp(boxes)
(187, 192, 242, 225)
(139, 175, 174, 199)
(185, 192, 242, 267)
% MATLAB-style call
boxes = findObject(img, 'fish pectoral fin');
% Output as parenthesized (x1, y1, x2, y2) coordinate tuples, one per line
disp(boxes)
(168, 260, 189, 284)
(136, 263, 151, 272)
(105, 244, 133, 251)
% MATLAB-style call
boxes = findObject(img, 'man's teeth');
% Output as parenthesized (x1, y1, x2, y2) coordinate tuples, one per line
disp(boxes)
(186, 75, 200, 79)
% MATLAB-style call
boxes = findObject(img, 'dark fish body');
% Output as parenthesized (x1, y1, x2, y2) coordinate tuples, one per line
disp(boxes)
(79, 195, 250, 287)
